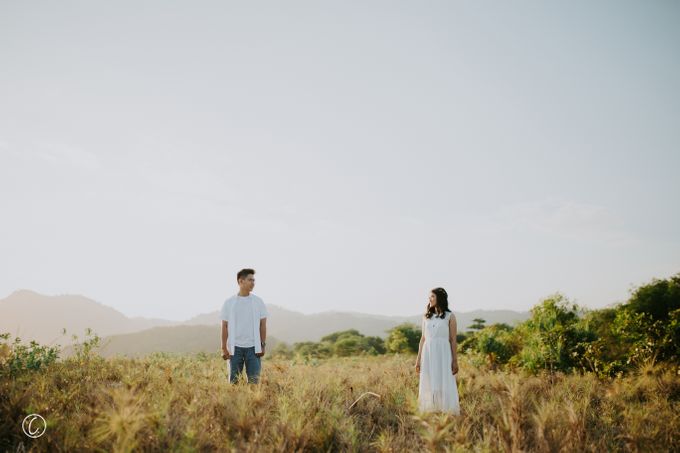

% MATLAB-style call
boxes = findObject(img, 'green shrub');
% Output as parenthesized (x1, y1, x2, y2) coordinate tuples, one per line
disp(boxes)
(0, 332, 60, 376)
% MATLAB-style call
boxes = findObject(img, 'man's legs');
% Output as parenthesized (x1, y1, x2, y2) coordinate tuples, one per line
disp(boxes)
(244, 346, 262, 384)
(229, 346, 246, 384)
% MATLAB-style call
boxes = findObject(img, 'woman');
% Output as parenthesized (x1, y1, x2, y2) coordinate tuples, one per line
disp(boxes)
(415, 287, 460, 414)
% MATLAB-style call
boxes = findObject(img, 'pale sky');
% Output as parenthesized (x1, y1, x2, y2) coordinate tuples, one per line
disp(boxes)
(1, 1, 678, 321)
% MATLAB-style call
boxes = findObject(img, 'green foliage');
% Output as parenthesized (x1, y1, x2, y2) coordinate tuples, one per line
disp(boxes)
(460, 323, 519, 368)
(479, 324, 517, 366)
(460, 273, 680, 376)
(612, 307, 680, 365)
(0, 328, 104, 378)
(577, 308, 628, 376)
(320, 329, 362, 343)
(577, 273, 680, 376)
(0, 332, 60, 376)
(334, 337, 362, 356)
(360, 335, 387, 355)
(515, 294, 594, 373)
(293, 341, 334, 359)
(270, 342, 294, 359)
(625, 273, 680, 321)
(292, 330, 386, 359)
(70, 327, 103, 361)
(462, 294, 593, 372)
(469, 318, 486, 331)
(385, 323, 421, 353)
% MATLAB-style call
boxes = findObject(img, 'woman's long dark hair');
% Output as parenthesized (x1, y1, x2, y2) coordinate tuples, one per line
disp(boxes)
(425, 287, 451, 319)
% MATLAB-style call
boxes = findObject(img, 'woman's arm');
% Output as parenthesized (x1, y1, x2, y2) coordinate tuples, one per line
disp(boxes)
(449, 313, 459, 375)
(415, 320, 425, 373)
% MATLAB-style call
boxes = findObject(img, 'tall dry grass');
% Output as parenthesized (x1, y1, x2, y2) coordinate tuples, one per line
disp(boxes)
(1, 354, 679, 452)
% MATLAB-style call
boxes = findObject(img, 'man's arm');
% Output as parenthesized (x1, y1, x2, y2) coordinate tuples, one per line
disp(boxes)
(221, 320, 230, 359)
(256, 299, 268, 357)
(257, 318, 267, 357)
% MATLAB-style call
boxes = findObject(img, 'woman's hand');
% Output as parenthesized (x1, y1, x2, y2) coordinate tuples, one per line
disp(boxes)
(451, 361, 459, 375)
(415, 361, 421, 373)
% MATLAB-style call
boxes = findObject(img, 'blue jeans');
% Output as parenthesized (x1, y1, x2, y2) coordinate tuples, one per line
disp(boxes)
(229, 346, 261, 384)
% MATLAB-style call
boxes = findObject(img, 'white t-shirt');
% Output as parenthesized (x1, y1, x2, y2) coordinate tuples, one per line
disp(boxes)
(220, 293, 268, 353)
(233, 295, 255, 347)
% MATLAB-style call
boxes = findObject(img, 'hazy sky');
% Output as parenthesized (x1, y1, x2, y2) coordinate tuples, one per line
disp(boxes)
(1, 1, 678, 321)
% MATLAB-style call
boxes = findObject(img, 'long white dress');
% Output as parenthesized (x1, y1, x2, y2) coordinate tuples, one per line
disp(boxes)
(418, 311, 460, 414)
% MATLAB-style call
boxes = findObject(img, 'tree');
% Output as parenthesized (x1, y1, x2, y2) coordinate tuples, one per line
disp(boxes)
(584, 274, 680, 372)
(361, 336, 386, 355)
(475, 323, 515, 366)
(321, 329, 363, 343)
(469, 318, 486, 331)
(515, 293, 593, 373)
(334, 337, 362, 356)
(293, 341, 333, 359)
(386, 330, 409, 353)
(455, 273, 680, 375)
(386, 323, 421, 353)
(577, 308, 627, 376)
(293, 330, 388, 358)
(625, 273, 680, 321)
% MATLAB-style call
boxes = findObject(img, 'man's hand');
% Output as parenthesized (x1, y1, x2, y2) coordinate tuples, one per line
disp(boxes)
(256, 347, 265, 358)
(222, 348, 231, 360)
(451, 361, 459, 375)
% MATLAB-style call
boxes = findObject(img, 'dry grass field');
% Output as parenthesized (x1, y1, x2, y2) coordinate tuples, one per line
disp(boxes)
(2, 352, 679, 452)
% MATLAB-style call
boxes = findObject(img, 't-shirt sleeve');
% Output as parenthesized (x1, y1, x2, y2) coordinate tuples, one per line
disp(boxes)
(220, 299, 230, 322)
(260, 300, 268, 319)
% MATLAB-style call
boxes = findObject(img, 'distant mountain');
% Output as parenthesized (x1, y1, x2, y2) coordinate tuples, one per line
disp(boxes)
(0, 290, 177, 346)
(1, 289, 529, 357)
(188, 306, 530, 343)
(61, 325, 281, 358)
(187, 304, 399, 343)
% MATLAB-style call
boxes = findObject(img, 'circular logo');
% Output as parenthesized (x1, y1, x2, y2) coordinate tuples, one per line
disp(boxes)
(22, 414, 46, 438)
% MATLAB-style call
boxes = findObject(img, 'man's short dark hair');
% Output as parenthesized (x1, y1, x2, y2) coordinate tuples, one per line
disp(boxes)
(237, 268, 255, 282)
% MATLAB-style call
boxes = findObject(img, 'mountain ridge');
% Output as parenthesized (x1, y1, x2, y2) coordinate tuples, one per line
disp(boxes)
(1, 289, 530, 356)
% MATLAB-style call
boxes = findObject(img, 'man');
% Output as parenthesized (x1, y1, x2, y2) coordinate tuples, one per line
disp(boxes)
(221, 268, 268, 384)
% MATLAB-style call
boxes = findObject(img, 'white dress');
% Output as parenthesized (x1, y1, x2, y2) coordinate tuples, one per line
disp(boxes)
(418, 311, 460, 414)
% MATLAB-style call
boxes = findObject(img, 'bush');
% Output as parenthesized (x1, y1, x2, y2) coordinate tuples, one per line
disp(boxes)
(515, 294, 594, 373)
(270, 342, 294, 359)
(293, 330, 387, 358)
(385, 323, 421, 353)
(293, 341, 334, 359)
(69, 327, 103, 362)
(0, 332, 60, 376)
(459, 274, 680, 376)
